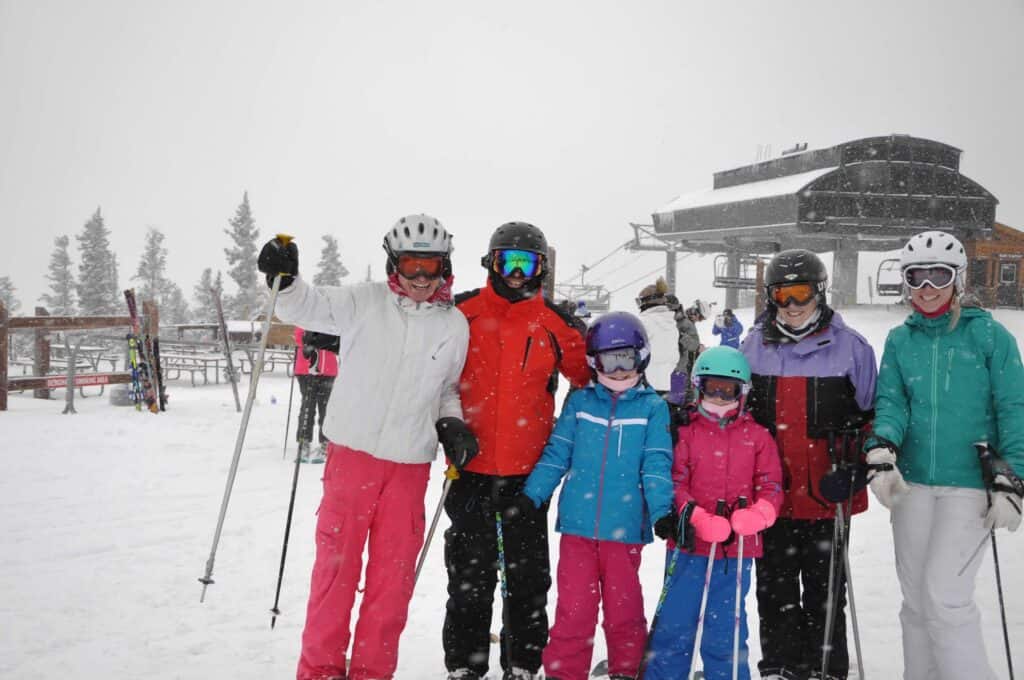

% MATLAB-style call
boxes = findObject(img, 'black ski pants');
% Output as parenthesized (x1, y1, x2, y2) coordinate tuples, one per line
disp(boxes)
(443, 471, 551, 675)
(756, 517, 849, 680)
(296, 375, 333, 444)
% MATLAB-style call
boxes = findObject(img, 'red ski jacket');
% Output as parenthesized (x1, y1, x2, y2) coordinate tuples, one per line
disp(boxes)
(456, 283, 591, 476)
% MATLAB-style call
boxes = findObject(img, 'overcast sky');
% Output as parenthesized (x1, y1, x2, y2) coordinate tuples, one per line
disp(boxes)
(2, 0, 1022, 312)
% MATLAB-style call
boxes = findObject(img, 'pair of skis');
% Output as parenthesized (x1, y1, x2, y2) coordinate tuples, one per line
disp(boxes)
(124, 289, 163, 413)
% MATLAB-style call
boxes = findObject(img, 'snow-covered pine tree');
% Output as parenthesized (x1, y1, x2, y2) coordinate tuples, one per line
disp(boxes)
(133, 227, 168, 303)
(40, 235, 76, 314)
(191, 268, 224, 322)
(313, 234, 349, 286)
(0, 275, 22, 314)
(223, 192, 261, 319)
(161, 282, 190, 325)
(76, 208, 120, 315)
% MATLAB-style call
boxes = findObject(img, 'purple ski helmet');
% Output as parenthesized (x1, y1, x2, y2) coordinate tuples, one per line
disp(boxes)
(585, 311, 651, 373)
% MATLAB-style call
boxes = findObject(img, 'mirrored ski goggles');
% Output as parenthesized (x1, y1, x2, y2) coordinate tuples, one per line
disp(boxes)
(396, 253, 445, 279)
(903, 264, 956, 290)
(769, 282, 817, 307)
(593, 348, 640, 374)
(493, 249, 542, 278)
(697, 375, 744, 400)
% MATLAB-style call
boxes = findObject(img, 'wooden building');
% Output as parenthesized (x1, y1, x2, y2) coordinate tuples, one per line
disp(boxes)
(966, 222, 1024, 308)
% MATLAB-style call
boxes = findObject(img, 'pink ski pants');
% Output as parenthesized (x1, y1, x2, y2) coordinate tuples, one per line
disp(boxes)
(296, 444, 430, 680)
(543, 534, 648, 680)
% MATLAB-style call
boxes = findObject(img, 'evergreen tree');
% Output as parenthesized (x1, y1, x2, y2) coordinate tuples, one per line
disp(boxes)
(0, 275, 21, 315)
(192, 268, 225, 322)
(223, 192, 261, 318)
(133, 227, 168, 303)
(40, 235, 76, 314)
(76, 208, 120, 315)
(161, 282, 190, 325)
(313, 234, 349, 286)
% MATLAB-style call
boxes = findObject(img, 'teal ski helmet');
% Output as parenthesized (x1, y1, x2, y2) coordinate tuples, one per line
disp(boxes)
(692, 346, 751, 384)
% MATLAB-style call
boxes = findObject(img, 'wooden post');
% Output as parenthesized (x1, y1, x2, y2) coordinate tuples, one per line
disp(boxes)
(0, 300, 8, 411)
(33, 306, 51, 400)
(754, 259, 766, 317)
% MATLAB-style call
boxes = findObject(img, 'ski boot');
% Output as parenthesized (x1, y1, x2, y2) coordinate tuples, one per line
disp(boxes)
(446, 670, 481, 680)
(503, 668, 538, 680)
(296, 442, 312, 464)
(309, 442, 326, 464)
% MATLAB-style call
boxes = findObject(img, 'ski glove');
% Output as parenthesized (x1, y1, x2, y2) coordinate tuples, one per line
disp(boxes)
(435, 417, 479, 471)
(666, 370, 689, 406)
(730, 498, 777, 536)
(301, 344, 319, 370)
(820, 462, 869, 503)
(690, 505, 731, 544)
(257, 238, 299, 290)
(654, 510, 680, 543)
(984, 474, 1023, 532)
(866, 446, 909, 509)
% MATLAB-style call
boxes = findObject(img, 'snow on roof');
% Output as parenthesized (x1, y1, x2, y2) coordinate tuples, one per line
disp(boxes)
(655, 166, 837, 215)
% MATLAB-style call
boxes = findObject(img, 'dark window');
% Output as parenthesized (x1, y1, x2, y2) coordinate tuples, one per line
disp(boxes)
(911, 166, 934, 195)
(937, 149, 959, 169)
(891, 165, 911, 193)
(1000, 262, 1017, 285)
(935, 170, 956, 197)
(890, 143, 912, 161)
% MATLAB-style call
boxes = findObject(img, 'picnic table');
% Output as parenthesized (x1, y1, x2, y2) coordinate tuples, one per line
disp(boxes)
(160, 352, 224, 386)
(51, 344, 120, 372)
(238, 347, 295, 376)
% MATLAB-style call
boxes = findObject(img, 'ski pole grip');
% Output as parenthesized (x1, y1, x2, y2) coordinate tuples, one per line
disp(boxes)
(445, 464, 460, 481)
(974, 441, 995, 488)
(273, 233, 296, 277)
(715, 499, 727, 516)
(737, 496, 748, 509)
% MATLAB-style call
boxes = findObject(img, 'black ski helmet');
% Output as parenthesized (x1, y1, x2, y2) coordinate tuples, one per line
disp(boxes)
(764, 249, 827, 306)
(482, 221, 549, 300)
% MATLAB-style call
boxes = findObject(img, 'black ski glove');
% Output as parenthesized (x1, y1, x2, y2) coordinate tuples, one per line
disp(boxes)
(654, 510, 680, 543)
(257, 238, 299, 290)
(435, 417, 479, 471)
(302, 330, 341, 354)
(301, 344, 319, 370)
(820, 462, 869, 503)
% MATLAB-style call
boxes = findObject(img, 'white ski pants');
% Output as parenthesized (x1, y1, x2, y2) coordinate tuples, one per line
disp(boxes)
(891, 482, 998, 680)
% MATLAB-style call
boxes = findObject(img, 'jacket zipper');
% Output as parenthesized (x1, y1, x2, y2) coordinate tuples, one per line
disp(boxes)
(945, 347, 954, 392)
(432, 337, 450, 360)
(930, 337, 939, 481)
(618, 421, 624, 458)
(594, 393, 619, 538)
(521, 337, 533, 371)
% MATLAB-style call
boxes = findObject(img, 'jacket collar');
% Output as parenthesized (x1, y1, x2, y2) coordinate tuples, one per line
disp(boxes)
(480, 278, 544, 312)
(904, 304, 988, 333)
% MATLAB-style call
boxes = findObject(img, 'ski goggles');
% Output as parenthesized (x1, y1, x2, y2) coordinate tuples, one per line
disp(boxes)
(593, 348, 640, 374)
(902, 264, 956, 290)
(493, 249, 542, 279)
(396, 253, 445, 279)
(697, 375, 744, 400)
(769, 282, 818, 307)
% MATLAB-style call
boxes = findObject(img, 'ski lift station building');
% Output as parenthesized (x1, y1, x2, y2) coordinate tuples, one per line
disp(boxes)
(651, 134, 1000, 308)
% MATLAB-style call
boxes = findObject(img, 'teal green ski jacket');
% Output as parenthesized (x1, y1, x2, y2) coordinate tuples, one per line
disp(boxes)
(872, 306, 1024, 488)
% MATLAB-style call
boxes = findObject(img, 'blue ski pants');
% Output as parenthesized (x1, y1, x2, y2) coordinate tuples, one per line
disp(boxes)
(644, 550, 752, 680)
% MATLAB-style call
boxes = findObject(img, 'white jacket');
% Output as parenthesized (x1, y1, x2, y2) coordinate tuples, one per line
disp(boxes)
(639, 305, 683, 391)
(274, 278, 469, 464)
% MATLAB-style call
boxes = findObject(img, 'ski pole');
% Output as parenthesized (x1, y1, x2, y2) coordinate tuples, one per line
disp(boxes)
(212, 285, 242, 413)
(269, 437, 304, 629)
(268, 372, 318, 627)
(414, 464, 459, 589)
(199, 233, 294, 602)
(495, 509, 514, 672)
(682, 499, 727, 680)
(974, 441, 1016, 680)
(281, 348, 298, 460)
(840, 435, 865, 680)
(732, 497, 747, 680)
(821, 432, 842, 679)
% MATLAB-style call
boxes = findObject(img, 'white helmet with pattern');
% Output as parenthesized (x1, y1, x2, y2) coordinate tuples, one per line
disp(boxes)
(383, 214, 452, 256)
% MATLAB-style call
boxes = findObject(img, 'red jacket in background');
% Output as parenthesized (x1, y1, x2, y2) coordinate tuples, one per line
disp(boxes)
(672, 409, 784, 558)
(293, 327, 339, 377)
(456, 283, 591, 476)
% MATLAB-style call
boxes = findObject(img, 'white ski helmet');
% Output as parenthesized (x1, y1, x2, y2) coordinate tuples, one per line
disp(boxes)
(383, 214, 453, 256)
(900, 230, 967, 290)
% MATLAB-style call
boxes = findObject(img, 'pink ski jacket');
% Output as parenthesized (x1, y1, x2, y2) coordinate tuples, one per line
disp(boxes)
(672, 408, 783, 558)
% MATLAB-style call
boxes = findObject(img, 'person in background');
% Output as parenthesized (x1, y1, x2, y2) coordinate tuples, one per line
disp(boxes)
(866, 230, 1024, 680)
(445, 222, 591, 680)
(741, 249, 877, 680)
(519, 311, 674, 680)
(712, 308, 744, 349)
(257, 215, 477, 680)
(292, 326, 338, 464)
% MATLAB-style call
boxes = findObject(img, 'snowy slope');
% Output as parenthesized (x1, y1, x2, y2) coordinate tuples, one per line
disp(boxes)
(2, 306, 1022, 679)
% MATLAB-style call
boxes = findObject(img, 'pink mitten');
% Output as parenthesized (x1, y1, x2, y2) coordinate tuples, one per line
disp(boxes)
(730, 498, 778, 536)
(690, 506, 731, 543)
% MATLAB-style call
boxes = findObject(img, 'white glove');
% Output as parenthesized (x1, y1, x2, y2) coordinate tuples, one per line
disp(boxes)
(866, 447, 910, 509)
(984, 474, 1023, 532)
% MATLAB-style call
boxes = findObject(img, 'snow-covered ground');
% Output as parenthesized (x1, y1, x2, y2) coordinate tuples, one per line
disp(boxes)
(2, 305, 1022, 679)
